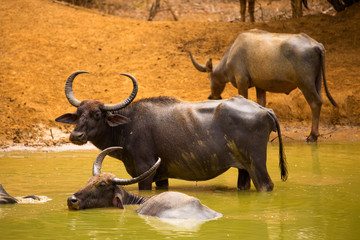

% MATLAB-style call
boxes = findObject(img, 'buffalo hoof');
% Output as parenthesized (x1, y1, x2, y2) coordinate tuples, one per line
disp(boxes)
(306, 134, 318, 143)
(155, 179, 169, 190)
(258, 184, 274, 192)
(237, 185, 250, 191)
(237, 169, 251, 190)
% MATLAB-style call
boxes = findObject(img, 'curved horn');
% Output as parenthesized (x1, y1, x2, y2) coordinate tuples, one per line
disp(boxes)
(65, 71, 89, 107)
(112, 158, 161, 186)
(189, 51, 207, 72)
(92, 146, 161, 186)
(100, 73, 138, 111)
(92, 146, 123, 176)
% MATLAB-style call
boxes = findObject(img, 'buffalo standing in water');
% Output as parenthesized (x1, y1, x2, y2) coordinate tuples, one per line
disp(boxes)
(190, 29, 337, 142)
(68, 147, 222, 221)
(56, 71, 287, 192)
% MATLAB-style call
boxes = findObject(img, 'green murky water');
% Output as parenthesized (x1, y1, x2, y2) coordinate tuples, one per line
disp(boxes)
(0, 142, 359, 240)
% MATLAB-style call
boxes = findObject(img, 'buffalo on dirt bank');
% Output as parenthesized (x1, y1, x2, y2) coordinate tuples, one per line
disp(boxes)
(190, 29, 337, 142)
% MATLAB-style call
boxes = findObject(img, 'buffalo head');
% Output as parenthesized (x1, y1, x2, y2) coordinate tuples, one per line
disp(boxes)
(189, 52, 224, 100)
(68, 147, 161, 210)
(55, 71, 138, 145)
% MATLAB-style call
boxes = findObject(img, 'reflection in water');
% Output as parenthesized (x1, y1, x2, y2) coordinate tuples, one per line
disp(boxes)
(139, 215, 205, 233)
(310, 143, 322, 175)
(0, 143, 360, 240)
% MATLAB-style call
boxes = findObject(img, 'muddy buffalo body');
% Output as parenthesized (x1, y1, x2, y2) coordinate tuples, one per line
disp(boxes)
(190, 29, 337, 142)
(68, 147, 222, 221)
(56, 71, 287, 192)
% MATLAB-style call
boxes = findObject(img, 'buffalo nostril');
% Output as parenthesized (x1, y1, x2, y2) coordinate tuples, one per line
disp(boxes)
(68, 196, 78, 205)
(70, 131, 87, 145)
(71, 131, 84, 139)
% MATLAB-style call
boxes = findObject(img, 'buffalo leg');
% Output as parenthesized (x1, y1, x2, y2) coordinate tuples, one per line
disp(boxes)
(299, 85, 323, 142)
(240, 0, 246, 22)
(247, 161, 274, 192)
(246, 143, 274, 192)
(155, 179, 169, 190)
(235, 75, 249, 99)
(248, 0, 255, 22)
(237, 169, 251, 190)
(307, 101, 322, 142)
(138, 178, 154, 190)
(256, 87, 266, 107)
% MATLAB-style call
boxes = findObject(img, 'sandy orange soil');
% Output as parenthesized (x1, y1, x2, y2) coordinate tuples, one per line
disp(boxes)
(0, 0, 359, 150)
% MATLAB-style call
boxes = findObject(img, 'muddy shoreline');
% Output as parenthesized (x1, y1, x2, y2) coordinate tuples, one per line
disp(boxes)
(1, 125, 359, 152)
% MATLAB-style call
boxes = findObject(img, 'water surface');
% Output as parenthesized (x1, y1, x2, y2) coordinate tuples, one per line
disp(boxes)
(0, 142, 359, 239)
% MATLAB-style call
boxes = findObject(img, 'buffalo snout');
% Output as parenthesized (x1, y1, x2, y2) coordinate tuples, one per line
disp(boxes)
(67, 195, 80, 210)
(70, 131, 87, 145)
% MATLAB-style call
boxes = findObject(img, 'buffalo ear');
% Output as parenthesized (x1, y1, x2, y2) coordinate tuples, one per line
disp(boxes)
(55, 113, 77, 124)
(113, 193, 124, 209)
(206, 58, 213, 72)
(106, 113, 130, 127)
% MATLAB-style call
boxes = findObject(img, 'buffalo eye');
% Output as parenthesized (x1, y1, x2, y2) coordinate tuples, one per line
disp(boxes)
(98, 181, 107, 188)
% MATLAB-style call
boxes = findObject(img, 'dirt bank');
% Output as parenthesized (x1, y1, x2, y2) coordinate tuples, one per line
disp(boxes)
(0, 0, 359, 150)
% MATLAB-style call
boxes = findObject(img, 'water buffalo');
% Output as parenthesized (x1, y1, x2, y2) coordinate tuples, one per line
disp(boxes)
(55, 71, 287, 192)
(239, 0, 308, 22)
(68, 147, 222, 221)
(189, 29, 337, 142)
(239, 0, 255, 22)
(0, 183, 39, 204)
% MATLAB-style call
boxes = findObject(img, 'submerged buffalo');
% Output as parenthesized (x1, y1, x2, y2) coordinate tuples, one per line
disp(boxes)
(189, 29, 337, 142)
(56, 71, 287, 192)
(68, 147, 222, 221)
(0, 183, 39, 204)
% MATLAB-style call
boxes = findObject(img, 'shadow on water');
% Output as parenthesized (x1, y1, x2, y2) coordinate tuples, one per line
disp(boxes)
(1, 142, 360, 239)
